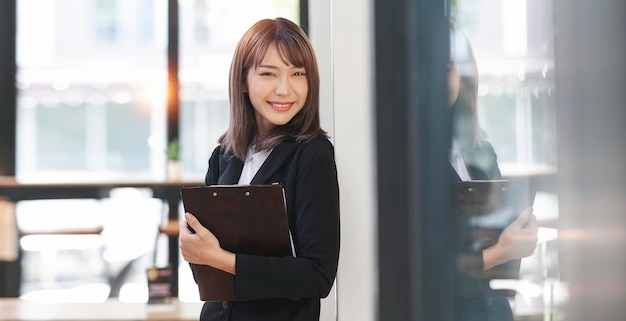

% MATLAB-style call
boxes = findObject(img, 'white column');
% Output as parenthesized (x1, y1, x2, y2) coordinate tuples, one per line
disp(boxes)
(310, 1, 377, 320)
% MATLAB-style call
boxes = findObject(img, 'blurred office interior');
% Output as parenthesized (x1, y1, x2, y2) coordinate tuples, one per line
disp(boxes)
(1, 0, 625, 321)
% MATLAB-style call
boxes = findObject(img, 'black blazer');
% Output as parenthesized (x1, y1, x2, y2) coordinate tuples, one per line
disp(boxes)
(195, 136, 340, 321)
(451, 140, 518, 299)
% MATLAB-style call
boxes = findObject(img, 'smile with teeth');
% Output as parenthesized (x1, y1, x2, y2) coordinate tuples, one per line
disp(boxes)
(269, 101, 293, 110)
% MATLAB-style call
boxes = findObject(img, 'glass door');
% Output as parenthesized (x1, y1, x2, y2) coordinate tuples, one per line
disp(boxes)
(450, 0, 561, 320)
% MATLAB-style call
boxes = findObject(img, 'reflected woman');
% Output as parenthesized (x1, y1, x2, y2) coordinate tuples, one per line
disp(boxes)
(448, 28, 539, 321)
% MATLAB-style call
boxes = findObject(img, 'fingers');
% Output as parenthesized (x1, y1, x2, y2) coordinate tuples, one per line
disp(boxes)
(512, 207, 533, 227)
(525, 213, 539, 231)
(179, 212, 205, 237)
(183, 212, 205, 234)
(179, 214, 189, 234)
(179, 213, 201, 263)
(517, 212, 539, 248)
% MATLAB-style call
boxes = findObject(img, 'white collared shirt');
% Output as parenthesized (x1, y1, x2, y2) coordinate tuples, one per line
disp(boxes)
(450, 140, 472, 181)
(238, 146, 273, 185)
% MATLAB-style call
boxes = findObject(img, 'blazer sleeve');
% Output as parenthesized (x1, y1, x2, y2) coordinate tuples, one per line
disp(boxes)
(190, 145, 222, 285)
(233, 138, 340, 301)
(457, 140, 502, 277)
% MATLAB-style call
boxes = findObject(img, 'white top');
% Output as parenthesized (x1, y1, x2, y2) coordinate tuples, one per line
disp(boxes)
(238, 146, 273, 185)
(449, 140, 471, 181)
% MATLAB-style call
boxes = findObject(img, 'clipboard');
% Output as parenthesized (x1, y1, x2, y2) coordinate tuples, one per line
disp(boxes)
(180, 184, 292, 301)
(453, 179, 536, 280)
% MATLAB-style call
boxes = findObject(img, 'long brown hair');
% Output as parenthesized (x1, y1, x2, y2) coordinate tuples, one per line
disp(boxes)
(219, 17, 326, 160)
(449, 28, 484, 154)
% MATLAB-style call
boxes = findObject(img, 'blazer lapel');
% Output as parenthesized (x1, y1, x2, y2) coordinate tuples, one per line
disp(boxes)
(449, 163, 463, 182)
(250, 139, 299, 185)
(218, 155, 244, 185)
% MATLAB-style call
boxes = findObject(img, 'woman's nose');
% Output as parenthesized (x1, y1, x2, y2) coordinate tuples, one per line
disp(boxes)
(275, 77, 290, 95)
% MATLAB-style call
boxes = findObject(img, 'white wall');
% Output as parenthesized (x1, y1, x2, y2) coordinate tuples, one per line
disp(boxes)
(309, 1, 377, 321)
(308, 3, 336, 320)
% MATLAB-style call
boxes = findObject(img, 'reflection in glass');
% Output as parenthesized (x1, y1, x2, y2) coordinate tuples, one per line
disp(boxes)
(450, 0, 561, 320)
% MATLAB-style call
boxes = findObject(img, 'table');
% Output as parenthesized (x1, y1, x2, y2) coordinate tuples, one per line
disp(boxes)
(0, 176, 204, 298)
(0, 298, 203, 321)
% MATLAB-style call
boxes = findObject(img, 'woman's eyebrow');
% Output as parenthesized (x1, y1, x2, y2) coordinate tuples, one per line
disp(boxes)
(257, 63, 302, 70)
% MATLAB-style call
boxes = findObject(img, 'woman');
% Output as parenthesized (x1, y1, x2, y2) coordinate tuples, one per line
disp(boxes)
(448, 29, 539, 321)
(179, 18, 340, 321)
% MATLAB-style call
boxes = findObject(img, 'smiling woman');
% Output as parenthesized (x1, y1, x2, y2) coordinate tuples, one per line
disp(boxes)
(246, 45, 309, 135)
(178, 17, 339, 321)
(220, 17, 324, 161)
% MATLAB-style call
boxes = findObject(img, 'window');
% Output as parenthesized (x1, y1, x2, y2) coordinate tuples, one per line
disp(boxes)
(14, 0, 301, 303)
(17, 0, 301, 181)
(94, 0, 118, 43)
(17, 0, 168, 181)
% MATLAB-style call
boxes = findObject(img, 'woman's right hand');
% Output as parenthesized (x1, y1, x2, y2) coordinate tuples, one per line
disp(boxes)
(482, 207, 539, 270)
(179, 212, 236, 275)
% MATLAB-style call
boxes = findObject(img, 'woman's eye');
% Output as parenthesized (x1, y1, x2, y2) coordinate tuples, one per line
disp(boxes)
(261, 72, 275, 77)
(293, 71, 306, 76)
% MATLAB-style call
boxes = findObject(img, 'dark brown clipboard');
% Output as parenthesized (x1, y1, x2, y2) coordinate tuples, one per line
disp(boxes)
(180, 184, 292, 302)
(453, 179, 536, 275)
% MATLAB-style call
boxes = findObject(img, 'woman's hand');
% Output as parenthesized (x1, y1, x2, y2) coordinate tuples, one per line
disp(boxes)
(483, 207, 539, 270)
(179, 212, 236, 275)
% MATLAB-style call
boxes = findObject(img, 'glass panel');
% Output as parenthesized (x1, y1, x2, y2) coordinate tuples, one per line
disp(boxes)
(449, 0, 561, 320)
(178, 0, 300, 177)
(14, 0, 301, 305)
(16, 0, 168, 181)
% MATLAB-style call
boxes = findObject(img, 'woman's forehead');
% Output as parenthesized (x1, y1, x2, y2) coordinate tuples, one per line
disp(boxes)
(252, 44, 302, 69)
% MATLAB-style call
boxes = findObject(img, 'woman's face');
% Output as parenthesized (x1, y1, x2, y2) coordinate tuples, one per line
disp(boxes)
(448, 62, 461, 107)
(246, 45, 308, 135)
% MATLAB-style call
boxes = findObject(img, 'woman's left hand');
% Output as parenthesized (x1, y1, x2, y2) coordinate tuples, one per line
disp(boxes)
(179, 212, 236, 274)
(499, 207, 539, 260)
(483, 207, 539, 270)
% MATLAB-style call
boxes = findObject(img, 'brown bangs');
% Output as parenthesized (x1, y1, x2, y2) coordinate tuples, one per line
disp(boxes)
(246, 23, 308, 70)
(221, 18, 325, 160)
(275, 35, 307, 68)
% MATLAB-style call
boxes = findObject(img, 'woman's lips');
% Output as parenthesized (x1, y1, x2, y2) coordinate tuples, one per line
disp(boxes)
(268, 101, 293, 111)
